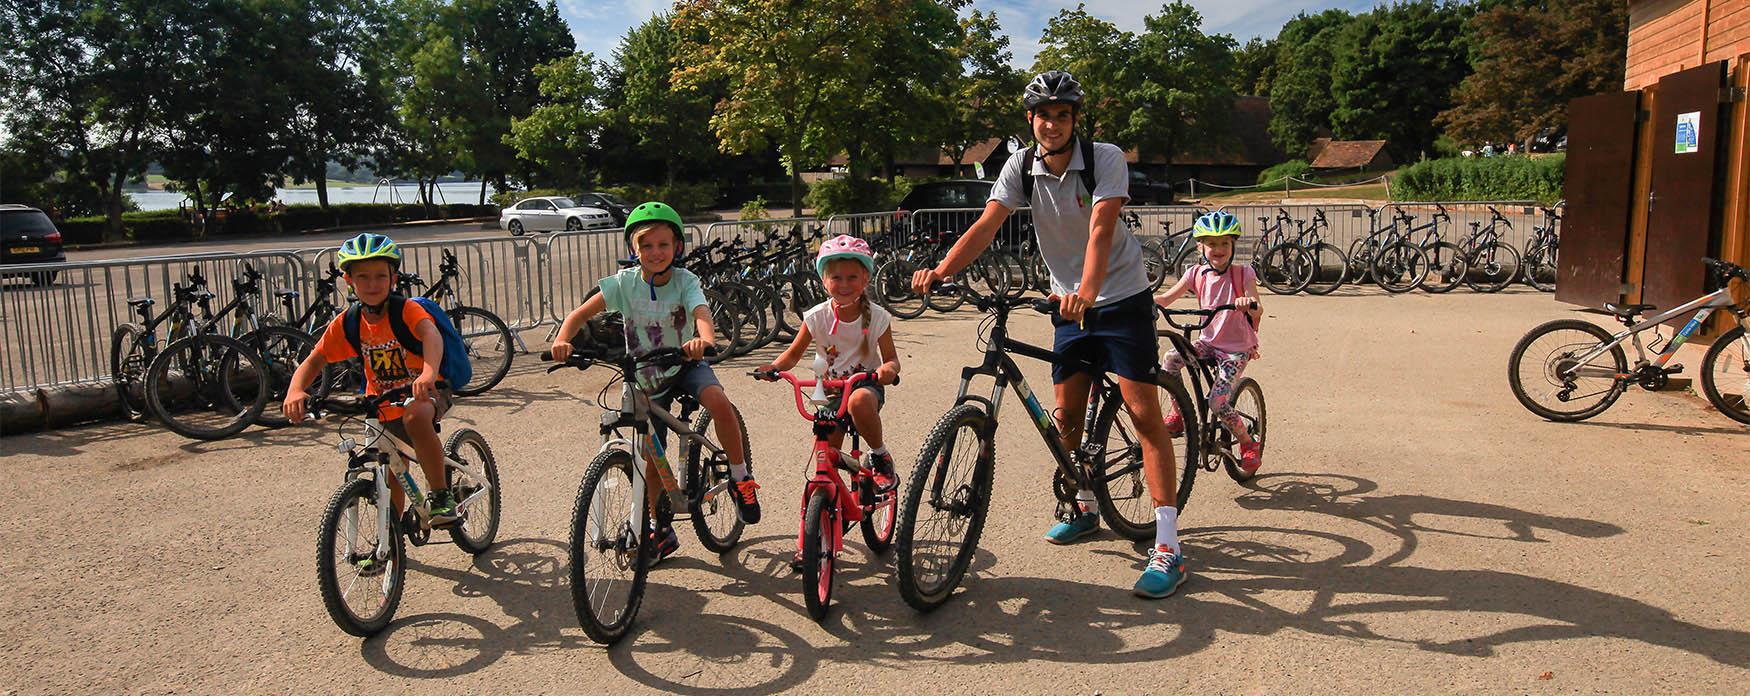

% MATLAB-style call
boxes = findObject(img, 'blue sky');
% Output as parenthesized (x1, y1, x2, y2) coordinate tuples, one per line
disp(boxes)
(557, 1, 1382, 68)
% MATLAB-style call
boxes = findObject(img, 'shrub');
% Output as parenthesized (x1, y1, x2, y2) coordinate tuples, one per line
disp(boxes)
(1257, 160, 1311, 185)
(738, 196, 769, 221)
(1391, 154, 1563, 204)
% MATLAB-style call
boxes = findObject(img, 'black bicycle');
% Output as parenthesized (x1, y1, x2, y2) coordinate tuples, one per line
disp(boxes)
(1155, 304, 1268, 501)
(893, 290, 1197, 611)
(397, 249, 515, 396)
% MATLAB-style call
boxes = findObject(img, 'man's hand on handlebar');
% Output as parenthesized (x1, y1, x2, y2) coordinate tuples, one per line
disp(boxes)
(911, 267, 942, 296)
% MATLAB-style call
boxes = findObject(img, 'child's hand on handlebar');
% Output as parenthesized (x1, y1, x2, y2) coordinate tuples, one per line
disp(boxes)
(681, 337, 713, 361)
(283, 389, 308, 425)
(550, 339, 573, 362)
(1234, 296, 1260, 310)
(412, 370, 438, 403)
(875, 363, 899, 386)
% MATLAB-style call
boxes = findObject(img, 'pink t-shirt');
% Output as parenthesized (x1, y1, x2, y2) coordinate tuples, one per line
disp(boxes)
(1190, 263, 1258, 354)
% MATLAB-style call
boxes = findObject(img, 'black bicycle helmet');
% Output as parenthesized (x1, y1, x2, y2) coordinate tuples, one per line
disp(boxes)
(1023, 70, 1084, 111)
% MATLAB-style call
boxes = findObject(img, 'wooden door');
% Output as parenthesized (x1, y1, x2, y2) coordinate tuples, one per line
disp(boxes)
(1642, 61, 1727, 310)
(1557, 91, 1642, 308)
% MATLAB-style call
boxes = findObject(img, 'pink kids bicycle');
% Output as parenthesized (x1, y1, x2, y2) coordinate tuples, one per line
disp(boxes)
(752, 369, 901, 620)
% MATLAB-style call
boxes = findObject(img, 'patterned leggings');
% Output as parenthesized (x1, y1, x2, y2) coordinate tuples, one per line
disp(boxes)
(1161, 341, 1251, 434)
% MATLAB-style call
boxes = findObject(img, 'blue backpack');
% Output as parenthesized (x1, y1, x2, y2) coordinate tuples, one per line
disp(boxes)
(343, 295, 473, 390)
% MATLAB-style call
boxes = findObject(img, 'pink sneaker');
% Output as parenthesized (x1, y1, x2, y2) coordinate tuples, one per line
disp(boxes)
(1238, 442, 1263, 474)
(1162, 410, 1185, 438)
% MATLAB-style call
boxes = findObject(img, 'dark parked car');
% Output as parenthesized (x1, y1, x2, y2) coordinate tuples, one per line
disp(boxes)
(572, 191, 634, 227)
(0, 204, 67, 286)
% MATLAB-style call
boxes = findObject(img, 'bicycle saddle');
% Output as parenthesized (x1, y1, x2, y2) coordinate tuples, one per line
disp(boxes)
(275, 289, 301, 299)
(127, 297, 155, 308)
(1604, 302, 1656, 318)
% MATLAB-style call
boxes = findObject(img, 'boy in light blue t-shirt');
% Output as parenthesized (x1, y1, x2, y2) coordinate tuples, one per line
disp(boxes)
(552, 202, 761, 563)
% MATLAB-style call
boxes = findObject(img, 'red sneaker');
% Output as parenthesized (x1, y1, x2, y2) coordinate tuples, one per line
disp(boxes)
(1238, 442, 1263, 474)
(1162, 410, 1185, 438)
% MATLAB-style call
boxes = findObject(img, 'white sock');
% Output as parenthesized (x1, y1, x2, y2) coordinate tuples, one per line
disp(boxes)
(871, 446, 888, 457)
(730, 462, 749, 480)
(1154, 505, 1180, 552)
(1076, 489, 1097, 514)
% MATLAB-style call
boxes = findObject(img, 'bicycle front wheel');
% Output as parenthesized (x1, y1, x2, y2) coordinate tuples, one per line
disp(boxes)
(145, 334, 268, 440)
(1700, 325, 1750, 425)
(1464, 242, 1522, 293)
(1301, 242, 1350, 296)
(801, 488, 837, 621)
(315, 476, 405, 637)
(1257, 244, 1313, 295)
(570, 449, 649, 645)
(1371, 242, 1429, 293)
(240, 325, 327, 427)
(1507, 319, 1627, 422)
(1223, 378, 1266, 484)
(447, 306, 514, 396)
(1088, 374, 1199, 538)
(110, 322, 151, 422)
(1523, 243, 1557, 292)
(895, 403, 995, 612)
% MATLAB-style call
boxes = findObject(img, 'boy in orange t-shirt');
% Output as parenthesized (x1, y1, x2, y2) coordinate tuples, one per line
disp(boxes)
(283, 233, 457, 525)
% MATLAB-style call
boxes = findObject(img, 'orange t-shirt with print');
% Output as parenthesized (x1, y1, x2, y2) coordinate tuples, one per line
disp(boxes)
(314, 300, 435, 421)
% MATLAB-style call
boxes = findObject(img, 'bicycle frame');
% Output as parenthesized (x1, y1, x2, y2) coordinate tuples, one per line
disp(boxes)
(337, 409, 493, 561)
(1565, 287, 1750, 378)
(587, 373, 730, 550)
(766, 371, 883, 558)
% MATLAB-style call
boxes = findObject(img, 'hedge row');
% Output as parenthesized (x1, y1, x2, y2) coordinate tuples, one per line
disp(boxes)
(1391, 155, 1564, 204)
(58, 203, 498, 245)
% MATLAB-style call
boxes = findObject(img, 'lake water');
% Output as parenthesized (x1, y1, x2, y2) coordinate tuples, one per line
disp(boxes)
(126, 182, 494, 211)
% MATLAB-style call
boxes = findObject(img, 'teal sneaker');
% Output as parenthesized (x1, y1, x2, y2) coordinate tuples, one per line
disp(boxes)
(1133, 545, 1188, 598)
(1043, 508, 1100, 544)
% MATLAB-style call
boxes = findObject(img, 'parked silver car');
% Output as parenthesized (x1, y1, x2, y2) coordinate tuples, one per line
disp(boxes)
(499, 196, 616, 235)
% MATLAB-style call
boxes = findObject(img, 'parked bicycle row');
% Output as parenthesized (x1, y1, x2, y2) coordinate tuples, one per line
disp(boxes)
(106, 248, 515, 440)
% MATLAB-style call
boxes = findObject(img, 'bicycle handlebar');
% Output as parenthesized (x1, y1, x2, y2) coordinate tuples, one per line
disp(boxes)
(541, 345, 717, 373)
(750, 369, 898, 422)
(1156, 303, 1248, 332)
(1703, 257, 1750, 283)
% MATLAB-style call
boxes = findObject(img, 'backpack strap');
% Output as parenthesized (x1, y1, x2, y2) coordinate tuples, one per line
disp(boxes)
(1020, 137, 1100, 205)
(344, 295, 423, 358)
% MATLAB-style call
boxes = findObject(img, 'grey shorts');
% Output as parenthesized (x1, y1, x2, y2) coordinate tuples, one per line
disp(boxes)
(382, 385, 453, 445)
(824, 381, 886, 412)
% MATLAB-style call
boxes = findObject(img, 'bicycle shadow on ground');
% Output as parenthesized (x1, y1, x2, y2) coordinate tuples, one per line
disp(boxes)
(0, 414, 332, 459)
(1570, 417, 1749, 437)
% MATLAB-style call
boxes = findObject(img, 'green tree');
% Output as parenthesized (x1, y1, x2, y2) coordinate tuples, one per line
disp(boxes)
(1327, 1, 1473, 161)
(613, 13, 719, 187)
(836, 0, 964, 186)
(1437, 0, 1628, 149)
(940, 10, 1024, 177)
(452, 0, 574, 194)
(1230, 36, 1276, 96)
(1030, 4, 1138, 145)
(1266, 9, 1352, 157)
(275, 0, 393, 209)
(506, 53, 607, 192)
(673, 0, 913, 216)
(1121, 2, 1237, 185)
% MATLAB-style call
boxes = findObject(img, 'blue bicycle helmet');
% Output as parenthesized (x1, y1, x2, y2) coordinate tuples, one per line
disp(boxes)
(1192, 211, 1241, 238)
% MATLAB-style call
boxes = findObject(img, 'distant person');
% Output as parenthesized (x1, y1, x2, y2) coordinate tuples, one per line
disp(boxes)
(1506, 142, 1519, 156)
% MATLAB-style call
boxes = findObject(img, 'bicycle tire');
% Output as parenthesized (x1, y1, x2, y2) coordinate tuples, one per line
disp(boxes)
(1371, 241, 1429, 294)
(110, 322, 151, 422)
(1222, 378, 1266, 483)
(1507, 319, 1627, 422)
(570, 448, 650, 645)
(446, 306, 514, 396)
(316, 476, 405, 637)
(1464, 242, 1521, 293)
(1301, 242, 1350, 296)
(1523, 244, 1557, 292)
(860, 472, 898, 554)
(895, 404, 994, 612)
(145, 334, 268, 440)
(1141, 239, 1169, 292)
(1700, 325, 1750, 425)
(1170, 245, 1199, 280)
(446, 428, 502, 554)
(989, 249, 1028, 301)
(702, 289, 744, 362)
(1087, 374, 1199, 538)
(926, 274, 968, 313)
(686, 406, 748, 552)
(239, 326, 326, 428)
(874, 259, 927, 320)
(1258, 244, 1313, 295)
(1155, 332, 1210, 513)
(801, 488, 836, 621)
(1419, 241, 1467, 294)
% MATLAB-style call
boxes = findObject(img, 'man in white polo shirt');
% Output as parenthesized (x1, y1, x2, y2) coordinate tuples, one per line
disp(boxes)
(912, 71, 1187, 599)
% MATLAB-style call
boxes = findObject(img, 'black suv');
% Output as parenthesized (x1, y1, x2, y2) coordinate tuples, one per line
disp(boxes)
(0, 204, 67, 286)
(571, 191, 634, 227)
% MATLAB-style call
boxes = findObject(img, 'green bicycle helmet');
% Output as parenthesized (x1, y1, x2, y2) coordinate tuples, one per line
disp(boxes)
(336, 232, 401, 271)
(623, 201, 685, 250)
(1192, 211, 1241, 238)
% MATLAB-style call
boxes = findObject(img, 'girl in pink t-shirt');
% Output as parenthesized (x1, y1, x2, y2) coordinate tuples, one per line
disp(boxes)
(1153, 212, 1264, 473)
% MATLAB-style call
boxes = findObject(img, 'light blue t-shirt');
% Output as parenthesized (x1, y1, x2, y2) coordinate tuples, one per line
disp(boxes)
(989, 139, 1148, 306)
(598, 266, 708, 390)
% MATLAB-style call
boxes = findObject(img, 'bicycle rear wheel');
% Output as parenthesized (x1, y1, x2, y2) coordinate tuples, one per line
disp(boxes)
(1523, 243, 1557, 292)
(447, 306, 514, 396)
(110, 323, 151, 422)
(1419, 242, 1467, 293)
(801, 488, 836, 621)
(702, 289, 744, 362)
(686, 406, 747, 552)
(145, 334, 268, 440)
(1141, 239, 1169, 292)
(895, 404, 994, 612)
(570, 449, 650, 645)
(1301, 242, 1349, 296)
(446, 428, 502, 554)
(1088, 374, 1199, 538)
(1464, 242, 1521, 293)
(1700, 326, 1750, 425)
(1507, 319, 1627, 422)
(240, 326, 327, 427)
(1371, 242, 1428, 293)
(1257, 244, 1313, 295)
(315, 477, 405, 637)
(1223, 378, 1266, 483)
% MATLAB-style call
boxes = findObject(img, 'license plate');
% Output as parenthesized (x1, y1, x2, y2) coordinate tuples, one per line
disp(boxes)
(10, 246, 40, 255)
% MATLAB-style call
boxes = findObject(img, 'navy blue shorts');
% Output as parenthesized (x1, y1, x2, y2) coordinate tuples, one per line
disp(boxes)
(1050, 291, 1159, 385)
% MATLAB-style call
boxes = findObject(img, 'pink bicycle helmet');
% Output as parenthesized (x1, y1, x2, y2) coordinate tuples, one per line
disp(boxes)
(815, 234, 875, 275)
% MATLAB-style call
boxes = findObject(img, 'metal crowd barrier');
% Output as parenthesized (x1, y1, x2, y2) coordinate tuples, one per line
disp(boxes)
(1125, 205, 1210, 242)
(0, 251, 307, 396)
(697, 217, 821, 249)
(1214, 203, 1375, 260)
(1377, 201, 1555, 251)
(304, 236, 542, 330)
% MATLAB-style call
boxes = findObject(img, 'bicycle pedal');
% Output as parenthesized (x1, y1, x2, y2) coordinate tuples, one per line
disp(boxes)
(1663, 364, 1684, 374)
